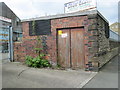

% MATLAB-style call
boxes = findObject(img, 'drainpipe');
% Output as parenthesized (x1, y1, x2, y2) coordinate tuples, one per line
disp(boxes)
(8, 26, 13, 62)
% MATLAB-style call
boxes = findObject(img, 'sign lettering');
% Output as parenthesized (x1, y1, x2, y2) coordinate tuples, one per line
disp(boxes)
(64, 0, 97, 13)
(0, 16, 11, 23)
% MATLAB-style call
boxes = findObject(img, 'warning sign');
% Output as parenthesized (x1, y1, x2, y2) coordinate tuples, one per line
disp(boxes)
(61, 33, 68, 38)
(58, 30, 62, 35)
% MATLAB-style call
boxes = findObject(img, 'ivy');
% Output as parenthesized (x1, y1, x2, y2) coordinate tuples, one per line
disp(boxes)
(25, 36, 51, 68)
(32, 20, 36, 35)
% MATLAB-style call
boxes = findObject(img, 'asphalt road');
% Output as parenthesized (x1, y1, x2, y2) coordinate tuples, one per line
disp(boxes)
(83, 55, 119, 88)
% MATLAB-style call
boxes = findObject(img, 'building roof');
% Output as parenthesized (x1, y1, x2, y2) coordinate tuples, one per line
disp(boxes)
(22, 10, 109, 23)
(0, 2, 21, 21)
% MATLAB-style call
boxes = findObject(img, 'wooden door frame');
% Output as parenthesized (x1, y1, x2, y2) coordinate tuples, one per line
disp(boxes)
(56, 26, 85, 68)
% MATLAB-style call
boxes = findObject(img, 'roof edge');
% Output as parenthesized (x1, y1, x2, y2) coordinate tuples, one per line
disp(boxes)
(0, 2, 21, 20)
(21, 10, 98, 22)
(21, 10, 109, 24)
(97, 10, 109, 24)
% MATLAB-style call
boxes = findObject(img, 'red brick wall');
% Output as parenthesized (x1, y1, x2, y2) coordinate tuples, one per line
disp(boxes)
(14, 15, 95, 67)
(51, 16, 89, 65)
(14, 14, 111, 71)
(14, 42, 24, 62)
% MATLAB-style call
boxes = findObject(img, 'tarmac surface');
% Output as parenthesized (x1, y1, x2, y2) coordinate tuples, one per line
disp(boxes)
(1, 53, 118, 88)
(0, 52, 9, 60)
(83, 55, 119, 88)
(1, 60, 97, 88)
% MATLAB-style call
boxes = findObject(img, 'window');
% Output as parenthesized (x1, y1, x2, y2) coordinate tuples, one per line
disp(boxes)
(29, 20, 51, 36)
(105, 22, 109, 38)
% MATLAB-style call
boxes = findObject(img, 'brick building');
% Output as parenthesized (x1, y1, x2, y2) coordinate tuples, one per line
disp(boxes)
(14, 10, 111, 71)
(0, 2, 22, 54)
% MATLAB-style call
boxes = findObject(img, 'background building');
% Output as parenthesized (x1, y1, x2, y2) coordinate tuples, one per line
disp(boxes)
(0, 2, 22, 53)
(110, 22, 120, 34)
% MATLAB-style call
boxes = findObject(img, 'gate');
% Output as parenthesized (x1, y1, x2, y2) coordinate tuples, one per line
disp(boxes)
(57, 28, 85, 69)
(0, 26, 13, 61)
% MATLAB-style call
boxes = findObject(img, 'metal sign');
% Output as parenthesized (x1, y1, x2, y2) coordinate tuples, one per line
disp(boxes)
(61, 33, 68, 38)
(64, 0, 97, 13)
(0, 16, 12, 23)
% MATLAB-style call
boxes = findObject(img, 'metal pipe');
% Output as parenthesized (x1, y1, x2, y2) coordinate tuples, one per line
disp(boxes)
(9, 26, 13, 61)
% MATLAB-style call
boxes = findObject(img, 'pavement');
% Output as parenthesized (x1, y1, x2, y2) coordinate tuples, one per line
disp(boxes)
(0, 52, 9, 60)
(1, 53, 119, 88)
(83, 55, 119, 88)
(0, 53, 11, 89)
(1, 60, 97, 88)
(0, 55, 2, 90)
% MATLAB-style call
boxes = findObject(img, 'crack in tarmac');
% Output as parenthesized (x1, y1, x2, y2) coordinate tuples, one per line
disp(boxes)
(17, 67, 31, 78)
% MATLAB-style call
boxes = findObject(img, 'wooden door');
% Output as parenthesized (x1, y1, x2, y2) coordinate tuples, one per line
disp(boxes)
(57, 29, 71, 68)
(71, 28, 85, 68)
(57, 28, 85, 69)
